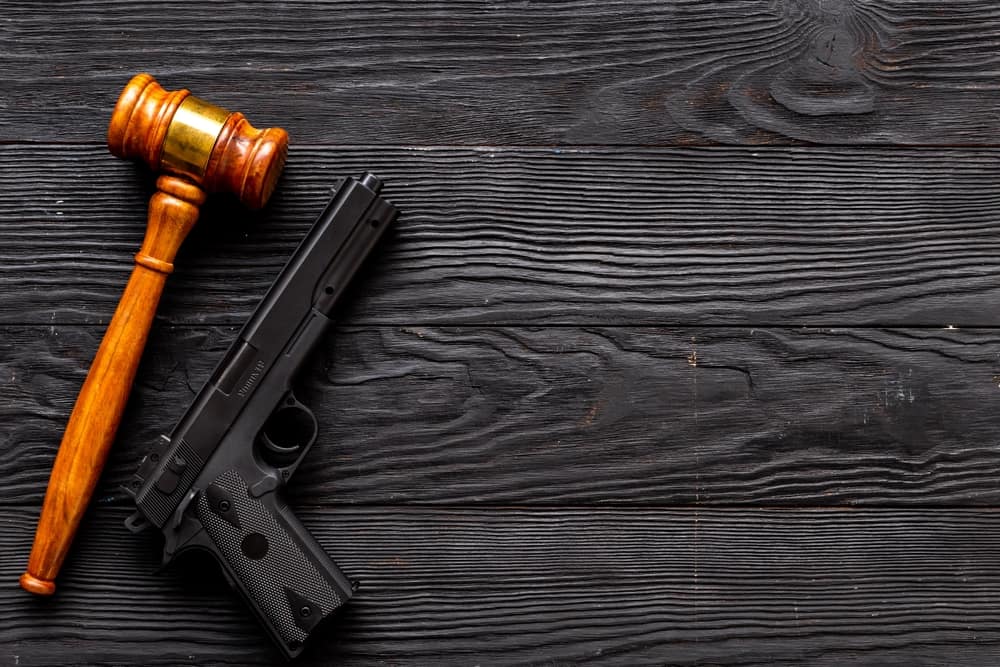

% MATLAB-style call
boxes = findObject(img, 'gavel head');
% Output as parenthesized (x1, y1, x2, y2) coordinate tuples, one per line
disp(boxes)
(107, 73, 288, 209)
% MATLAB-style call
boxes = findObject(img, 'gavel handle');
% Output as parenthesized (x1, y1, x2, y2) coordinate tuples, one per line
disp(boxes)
(21, 175, 206, 595)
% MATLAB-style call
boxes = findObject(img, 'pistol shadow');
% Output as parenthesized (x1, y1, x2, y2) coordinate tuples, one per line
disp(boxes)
(168, 547, 233, 596)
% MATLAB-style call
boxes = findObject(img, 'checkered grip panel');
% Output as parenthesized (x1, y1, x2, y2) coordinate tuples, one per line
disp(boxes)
(196, 469, 343, 652)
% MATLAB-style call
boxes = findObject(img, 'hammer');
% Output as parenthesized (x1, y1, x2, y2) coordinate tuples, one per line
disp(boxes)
(20, 73, 289, 595)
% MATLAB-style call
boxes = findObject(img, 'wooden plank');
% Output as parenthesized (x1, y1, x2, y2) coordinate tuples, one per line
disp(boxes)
(3, 506, 1000, 665)
(5, 324, 1000, 508)
(5, 145, 1000, 327)
(5, 1, 1000, 145)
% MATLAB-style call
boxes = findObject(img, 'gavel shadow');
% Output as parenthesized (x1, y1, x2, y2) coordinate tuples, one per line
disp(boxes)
(126, 164, 274, 261)
(185, 193, 272, 252)
(153, 186, 278, 325)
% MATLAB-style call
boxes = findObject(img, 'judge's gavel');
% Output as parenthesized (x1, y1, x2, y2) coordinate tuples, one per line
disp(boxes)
(20, 73, 289, 595)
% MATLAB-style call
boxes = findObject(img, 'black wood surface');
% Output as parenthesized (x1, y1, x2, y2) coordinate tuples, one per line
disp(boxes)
(6, 1, 1000, 145)
(6, 507, 1000, 666)
(5, 145, 1000, 327)
(3, 324, 1000, 509)
(4, 1, 1000, 665)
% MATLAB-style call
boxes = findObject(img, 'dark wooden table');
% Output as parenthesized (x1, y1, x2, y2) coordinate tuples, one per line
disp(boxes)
(5, 2, 1000, 664)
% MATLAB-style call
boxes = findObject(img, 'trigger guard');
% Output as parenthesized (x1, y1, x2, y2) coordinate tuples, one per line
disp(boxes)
(257, 393, 318, 468)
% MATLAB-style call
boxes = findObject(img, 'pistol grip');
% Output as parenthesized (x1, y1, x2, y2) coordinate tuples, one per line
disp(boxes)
(195, 469, 353, 658)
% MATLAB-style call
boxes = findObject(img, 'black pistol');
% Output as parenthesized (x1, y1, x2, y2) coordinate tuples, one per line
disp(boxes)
(125, 173, 398, 658)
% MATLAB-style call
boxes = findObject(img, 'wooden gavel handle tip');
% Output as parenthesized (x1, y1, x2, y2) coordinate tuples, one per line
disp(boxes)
(20, 572, 56, 596)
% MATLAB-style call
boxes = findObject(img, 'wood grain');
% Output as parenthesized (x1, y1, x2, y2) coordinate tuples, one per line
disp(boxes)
(6, 3, 1000, 664)
(4, 506, 1000, 665)
(4, 324, 1000, 508)
(4, 145, 1000, 327)
(5, 1, 1000, 145)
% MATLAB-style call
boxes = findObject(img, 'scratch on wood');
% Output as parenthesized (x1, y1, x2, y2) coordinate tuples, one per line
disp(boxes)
(371, 557, 410, 567)
(690, 336, 701, 504)
(581, 399, 604, 427)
